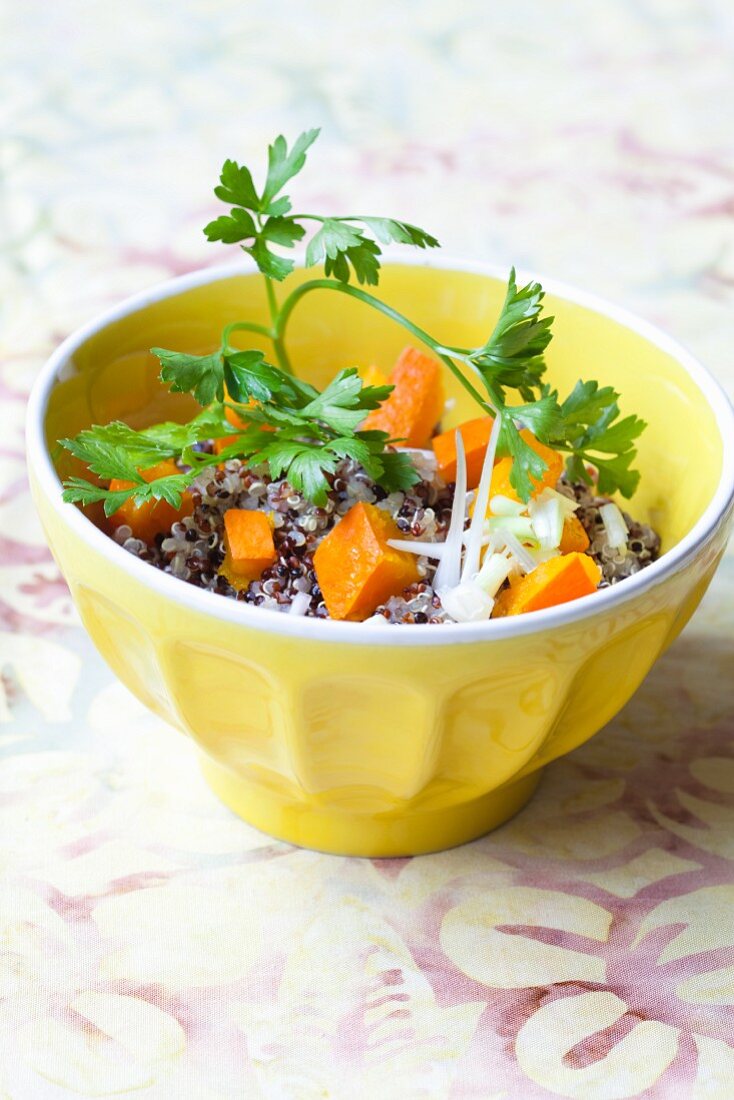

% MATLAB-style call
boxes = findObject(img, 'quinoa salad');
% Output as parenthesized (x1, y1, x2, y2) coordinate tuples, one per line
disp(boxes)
(110, 441, 660, 625)
(61, 132, 658, 625)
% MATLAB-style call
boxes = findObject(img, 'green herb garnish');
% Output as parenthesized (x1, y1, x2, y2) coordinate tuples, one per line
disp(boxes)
(61, 129, 645, 512)
(187, 360, 417, 506)
(62, 363, 416, 511)
(549, 379, 647, 497)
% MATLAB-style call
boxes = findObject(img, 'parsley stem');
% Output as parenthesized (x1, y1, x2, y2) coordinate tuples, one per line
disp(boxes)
(275, 279, 492, 413)
(273, 332, 293, 374)
(253, 202, 294, 376)
(263, 278, 294, 374)
(264, 277, 279, 322)
(222, 320, 273, 344)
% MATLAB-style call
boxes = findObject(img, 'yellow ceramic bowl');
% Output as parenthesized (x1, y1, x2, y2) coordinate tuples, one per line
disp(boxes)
(26, 260, 734, 856)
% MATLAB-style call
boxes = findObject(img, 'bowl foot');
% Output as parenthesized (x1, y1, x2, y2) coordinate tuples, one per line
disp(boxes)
(199, 757, 542, 857)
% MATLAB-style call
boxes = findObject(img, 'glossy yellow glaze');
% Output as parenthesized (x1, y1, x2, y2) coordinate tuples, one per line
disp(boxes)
(30, 264, 732, 855)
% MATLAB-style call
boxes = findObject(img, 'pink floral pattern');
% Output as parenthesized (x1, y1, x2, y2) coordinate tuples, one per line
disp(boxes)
(3, 1, 734, 1095)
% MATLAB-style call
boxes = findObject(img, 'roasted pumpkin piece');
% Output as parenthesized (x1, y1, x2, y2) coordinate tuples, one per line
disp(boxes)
(313, 501, 420, 621)
(361, 346, 444, 448)
(214, 390, 275, 455)
(108, 460, 193, 543)
(493, 552, 601, 617)
(212, 433, 239, 455)
(432, 416, 495, 488)
(559, 512, 590, 554)
(489, 430, 564, 503)
(224, 386, 252, 429)
(222, 508, 276, 581)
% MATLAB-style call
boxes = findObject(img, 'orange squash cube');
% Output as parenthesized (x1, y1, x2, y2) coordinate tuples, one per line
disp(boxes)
(432, 416, 495, 487)
(362, 346, 444, 449)
(108, 460, 193, 543)
(559, 513, 590, 554)
(313, 502, 420, 621)
(493, 552, 601, 617)
(224, 386, 252, 429)
(223, 509, 276, 580)
(215, 390, 274, 455)
(490, 430, 564, 504)
(213, 433, 241, 456)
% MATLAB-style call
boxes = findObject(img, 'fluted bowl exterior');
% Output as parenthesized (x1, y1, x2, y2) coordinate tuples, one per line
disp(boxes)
(26, 260, 734, 855)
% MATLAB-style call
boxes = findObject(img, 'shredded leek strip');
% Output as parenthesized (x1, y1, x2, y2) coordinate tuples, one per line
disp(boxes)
(528, 494, 565, 549)
(600, 501, 628, 553)
(441, 582, 494, 623)
(475, 550, 513, 598)
(483, 516, 537, 541)
(535, 486, 580, 516)
(496, 527, 537, 573)
(461, 412, 502, 582)
(526, 545, 562, 568)
(387, 539, 445, 559)
(489, 494, 526, 517)
(433, 430, 467, 592)
(288, 591, 312, 615)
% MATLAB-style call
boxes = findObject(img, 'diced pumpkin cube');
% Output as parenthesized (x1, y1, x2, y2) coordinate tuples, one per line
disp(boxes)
(224, 387, 252, 429)
(493, 552, 601, 617)
(559, 513, 590, 554)
(217, 554, 251, 592)
(313, 501, 420, 621)
(222, 509, 276, 581)
(216, 390, 273, 455)
(108, 460, 193, 543)
(432, 416, 495, 488)
(225, 405, 248, 429)
(490, 430, 564, 503)
(361, 346, 444, 448)
(213, 433, 240, 455)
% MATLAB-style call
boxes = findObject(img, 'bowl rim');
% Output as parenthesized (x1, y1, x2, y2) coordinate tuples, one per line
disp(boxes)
(26, 255, 734, 647)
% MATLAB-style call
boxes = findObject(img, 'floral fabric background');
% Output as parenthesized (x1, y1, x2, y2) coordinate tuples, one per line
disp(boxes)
(2, 1, 734, 1096)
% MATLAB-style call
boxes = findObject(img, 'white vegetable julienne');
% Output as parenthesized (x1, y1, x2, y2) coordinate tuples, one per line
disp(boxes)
(496, 528, 537, 574)
(461, 412, 502, 582)
(528, 494, 565, 549)
(387, 539, 445, 559)
(433, 430, 467, 592)
(440, 582, 494, 622)
(489, 494, 526, 517)
(558, 491, 580, 515)
(483, 516, 538, 543)
(475, 551, 513, 598)
(536, 486, 580, 516)
(600, 501, 629, 553)
(288, 591, 312, 615)
(525, 545, 562, 569)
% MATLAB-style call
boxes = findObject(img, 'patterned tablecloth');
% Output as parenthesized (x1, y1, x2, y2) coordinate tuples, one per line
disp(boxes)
(3, 2, 734, 1096)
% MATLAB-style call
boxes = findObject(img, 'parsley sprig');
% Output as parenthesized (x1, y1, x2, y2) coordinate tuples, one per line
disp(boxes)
(203, 129, 439, 286)
(199, 356, 418, 504)
(61, 129, 646, 511)
(61, 359, 418, 512)
(439, 271, 644, 500)
(452, 270, 561, 500)
(549, 380, 647, 497)
(60, 407, 232, 515)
